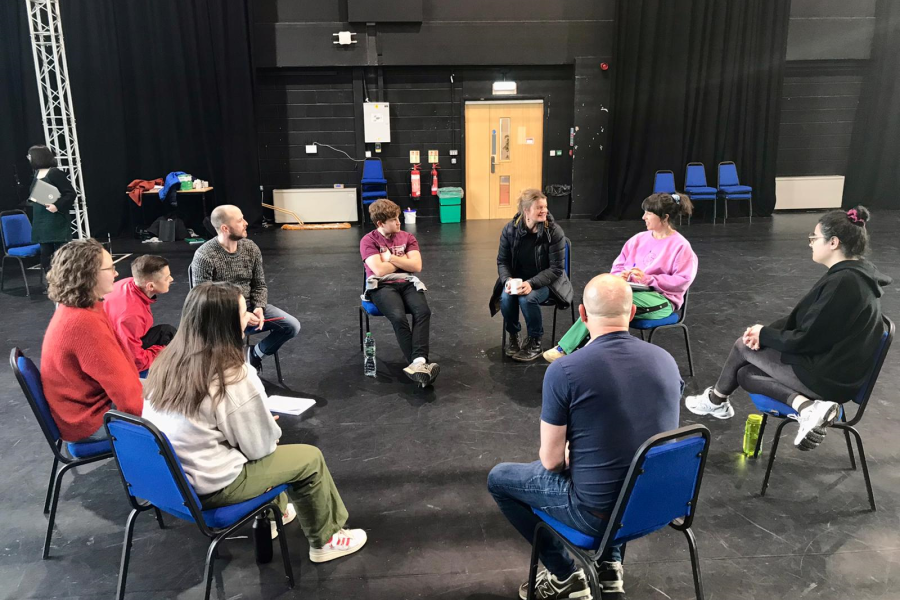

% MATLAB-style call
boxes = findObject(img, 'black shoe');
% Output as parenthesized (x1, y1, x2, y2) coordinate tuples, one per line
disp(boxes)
(246, 345, 263, 374)
(505, 332, 521, 357)
(512, 337, 543, 362)
(598, 560, 625, 598)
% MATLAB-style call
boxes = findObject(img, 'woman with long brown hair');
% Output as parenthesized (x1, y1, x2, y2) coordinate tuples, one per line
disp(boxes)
(41, 238, 143, 442)
(142, 282, 366, 562)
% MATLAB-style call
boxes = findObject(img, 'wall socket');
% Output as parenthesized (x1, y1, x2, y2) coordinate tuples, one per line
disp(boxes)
(305, 144, 317, 154)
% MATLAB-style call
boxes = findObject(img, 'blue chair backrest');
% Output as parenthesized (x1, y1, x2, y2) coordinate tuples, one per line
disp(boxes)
(1, 212, 33, 250)
(718, 162, 740, 187)
(852, 317, 894, 405)
(361, 159, 385, 182)
(610, 428, 709, 545)
(11, 349, 62, 445)
(653, 171, 676, 194)
(564, 238, 571, 278)
(106, 414, 203, 522)
(684, 163, 707, 188)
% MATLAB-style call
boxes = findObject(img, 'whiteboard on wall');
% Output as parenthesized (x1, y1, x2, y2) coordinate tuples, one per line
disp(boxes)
(775, 176, 844, 210)
(363, 102, 391, 143)
(272, 188, 358, 223)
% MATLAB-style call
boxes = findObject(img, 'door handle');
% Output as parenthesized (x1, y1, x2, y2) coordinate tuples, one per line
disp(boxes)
(491, 155, 495, 174)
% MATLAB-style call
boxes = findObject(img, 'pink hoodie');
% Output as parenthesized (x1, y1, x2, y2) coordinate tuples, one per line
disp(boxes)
(610, 231, 698, 309)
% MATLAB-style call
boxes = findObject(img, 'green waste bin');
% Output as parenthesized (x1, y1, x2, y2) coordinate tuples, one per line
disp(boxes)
(439, 205, 462, 223)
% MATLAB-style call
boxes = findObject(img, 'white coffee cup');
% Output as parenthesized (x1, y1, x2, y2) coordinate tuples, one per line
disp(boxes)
(507, 278, 523, 295)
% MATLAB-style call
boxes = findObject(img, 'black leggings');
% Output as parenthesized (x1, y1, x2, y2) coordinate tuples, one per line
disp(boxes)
(40, 242, 64, 273)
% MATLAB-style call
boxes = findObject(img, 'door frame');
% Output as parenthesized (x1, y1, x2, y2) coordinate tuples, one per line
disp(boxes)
(460, 96, 550, 222)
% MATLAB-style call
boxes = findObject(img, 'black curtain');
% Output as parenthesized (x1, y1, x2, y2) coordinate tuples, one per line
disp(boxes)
(0, 0, 259, 236)
(603, 0, 789, 220)
(842, 0, 900, 210)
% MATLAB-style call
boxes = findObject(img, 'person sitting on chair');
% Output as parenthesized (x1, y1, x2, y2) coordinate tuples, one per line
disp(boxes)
(360, 198, 438, 386)
(103, 255, 176, 372)
(685, 206, 890, 449)
(544, 192, 697, 362)
(488, 274, 683, 600)
(41, 239, 144, 443)
(142, 282, 366, 562)
(191, 205, 300, 375)
(489, 189, 573, 362)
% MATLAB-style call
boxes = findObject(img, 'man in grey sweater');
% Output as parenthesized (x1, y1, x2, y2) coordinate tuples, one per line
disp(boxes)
(190, 205, 300, 373)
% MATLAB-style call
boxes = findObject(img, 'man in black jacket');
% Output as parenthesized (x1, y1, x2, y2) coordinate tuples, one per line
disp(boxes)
(489, 189, 573, 361)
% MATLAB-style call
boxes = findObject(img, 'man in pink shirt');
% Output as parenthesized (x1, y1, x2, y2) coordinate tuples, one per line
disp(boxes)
(544, 192, 698, 362)
(360, 199, 438, 386)
(103, 255, 175, 372)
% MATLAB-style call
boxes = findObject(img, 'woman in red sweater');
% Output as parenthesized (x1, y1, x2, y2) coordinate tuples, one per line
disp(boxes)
(42, 239, 144, 442)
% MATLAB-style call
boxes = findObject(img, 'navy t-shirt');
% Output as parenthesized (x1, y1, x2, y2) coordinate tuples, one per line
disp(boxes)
(541, 331, 683, 511)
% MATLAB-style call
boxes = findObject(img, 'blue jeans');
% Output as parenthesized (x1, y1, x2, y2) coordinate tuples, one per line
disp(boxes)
(500, 287, 551, 339)
(488, 461, 624, 579)
(246, 304, 301, 355)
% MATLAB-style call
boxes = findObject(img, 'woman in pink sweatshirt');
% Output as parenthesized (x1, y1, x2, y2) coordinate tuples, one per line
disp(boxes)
(544, 192, 698, 362)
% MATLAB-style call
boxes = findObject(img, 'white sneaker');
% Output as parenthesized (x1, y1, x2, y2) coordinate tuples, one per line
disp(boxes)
(404, 361, 440, 386)
(309, 528, 368, 563)
(543, 345, 566, 363)
(792, 400, 839, 446)
(685, 387, 735, 419)
(270, 502, 297, 539)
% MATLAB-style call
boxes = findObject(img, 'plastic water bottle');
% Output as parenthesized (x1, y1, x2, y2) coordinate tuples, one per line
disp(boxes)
(743, 414, 764, 457)
(364, 332, 377, 377)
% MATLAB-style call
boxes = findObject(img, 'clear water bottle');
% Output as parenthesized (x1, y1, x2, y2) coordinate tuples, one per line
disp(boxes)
(364, 332, 377, 377)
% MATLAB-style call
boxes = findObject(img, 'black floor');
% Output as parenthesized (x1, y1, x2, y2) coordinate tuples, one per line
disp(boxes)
(1, 213, 899, 600)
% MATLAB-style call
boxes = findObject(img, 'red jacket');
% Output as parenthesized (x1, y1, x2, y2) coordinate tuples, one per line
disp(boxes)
(41, 303, 143, 441)
(126, 178, 163, 207)
(103, 277, 163, 372)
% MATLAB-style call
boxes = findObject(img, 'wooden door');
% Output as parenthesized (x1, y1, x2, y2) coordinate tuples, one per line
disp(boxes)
(465, 101, 544, 220)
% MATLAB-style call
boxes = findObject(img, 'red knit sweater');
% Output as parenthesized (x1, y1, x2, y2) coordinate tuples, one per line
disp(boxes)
(41, 302, 144, 441)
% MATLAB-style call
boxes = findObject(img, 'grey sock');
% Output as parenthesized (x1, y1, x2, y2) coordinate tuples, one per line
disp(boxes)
(254, 345, 265, 359)
(708, 388, 728, 406)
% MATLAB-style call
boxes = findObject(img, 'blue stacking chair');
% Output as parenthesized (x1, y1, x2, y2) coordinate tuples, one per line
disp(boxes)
(360, 158, 388, 216)
(1, 210, 43, 296)
(104, 411, 295, 600)
(716, 162, 753, 224)
(652, 170, 676, 194)
(630, 289, 694, 376)
(10, 347, 114, 559)
(684, 163, 718, 223)
(188, 265, 284, 384)
(526, 425, 711, 600)
(747, 316, 894, 511)
(501, 238, 576, 359)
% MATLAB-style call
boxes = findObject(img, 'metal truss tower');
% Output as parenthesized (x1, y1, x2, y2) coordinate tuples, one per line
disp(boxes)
(26, 0, 90, 238)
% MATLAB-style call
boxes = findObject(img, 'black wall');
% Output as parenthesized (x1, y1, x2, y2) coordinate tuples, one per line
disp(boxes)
(252, 0, 613, 220)
(777, 0, 876, 177)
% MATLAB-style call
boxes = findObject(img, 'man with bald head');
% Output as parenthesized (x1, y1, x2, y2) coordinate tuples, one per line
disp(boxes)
(488, 274, 683, 600)
(190, 205, 300, 374)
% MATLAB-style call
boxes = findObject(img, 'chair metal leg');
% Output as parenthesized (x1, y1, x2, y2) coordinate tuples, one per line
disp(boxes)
(526, 524, 543, 600)
(681, 324, 694, 377)
(203, 536, 224, 600)
(582, 557, 602, 600)
(760, 419, 793, 496)
(840, 412, 856, 470)
(638, 329, 645, 341)
(753, 414, 768, 459)
(44, 454, 60, 514)
(271, 506, 296, 587)
(748, 198, 752, 225)
(153, 507, 166, 529)
(116, 509, 141, 600)
(838, 425, 876, 511)
(0, 255, 6, 291)
(501, 321, 508, 362)
(551, 308, 558, 342)
(17, 257, 30, 296)
(724, 197, 728, 224)
(683, 527, 705, 600)
(273, 351, 284, 384)
(358, 307, 364, 352)
(44, 461, 78, 559)
(570, 304, 576, 325)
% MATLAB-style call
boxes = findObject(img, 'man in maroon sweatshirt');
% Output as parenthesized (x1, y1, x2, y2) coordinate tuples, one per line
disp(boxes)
(103, 255, 175, 373)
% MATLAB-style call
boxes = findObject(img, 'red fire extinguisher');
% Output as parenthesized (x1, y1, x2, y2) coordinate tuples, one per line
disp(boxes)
(431, 163, 439, 195)
(410, 164, 421, 198)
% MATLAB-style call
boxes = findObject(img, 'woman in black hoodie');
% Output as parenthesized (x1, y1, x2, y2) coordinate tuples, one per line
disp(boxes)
(686, 206, 891, 448)
(489, 189, 573, 361)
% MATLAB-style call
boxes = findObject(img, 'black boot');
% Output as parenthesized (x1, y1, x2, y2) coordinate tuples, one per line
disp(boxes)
(505, 332, 521, 357)
(512, 336, 543, 362)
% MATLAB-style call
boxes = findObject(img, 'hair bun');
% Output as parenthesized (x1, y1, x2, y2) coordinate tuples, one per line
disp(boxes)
(853, 205, 870, 223)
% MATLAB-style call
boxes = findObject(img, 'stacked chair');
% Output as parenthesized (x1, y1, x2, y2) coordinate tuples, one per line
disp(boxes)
(360, 158, 388, 222)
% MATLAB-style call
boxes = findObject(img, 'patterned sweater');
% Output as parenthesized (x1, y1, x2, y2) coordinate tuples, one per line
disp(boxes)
(190, 238, 268, 309)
